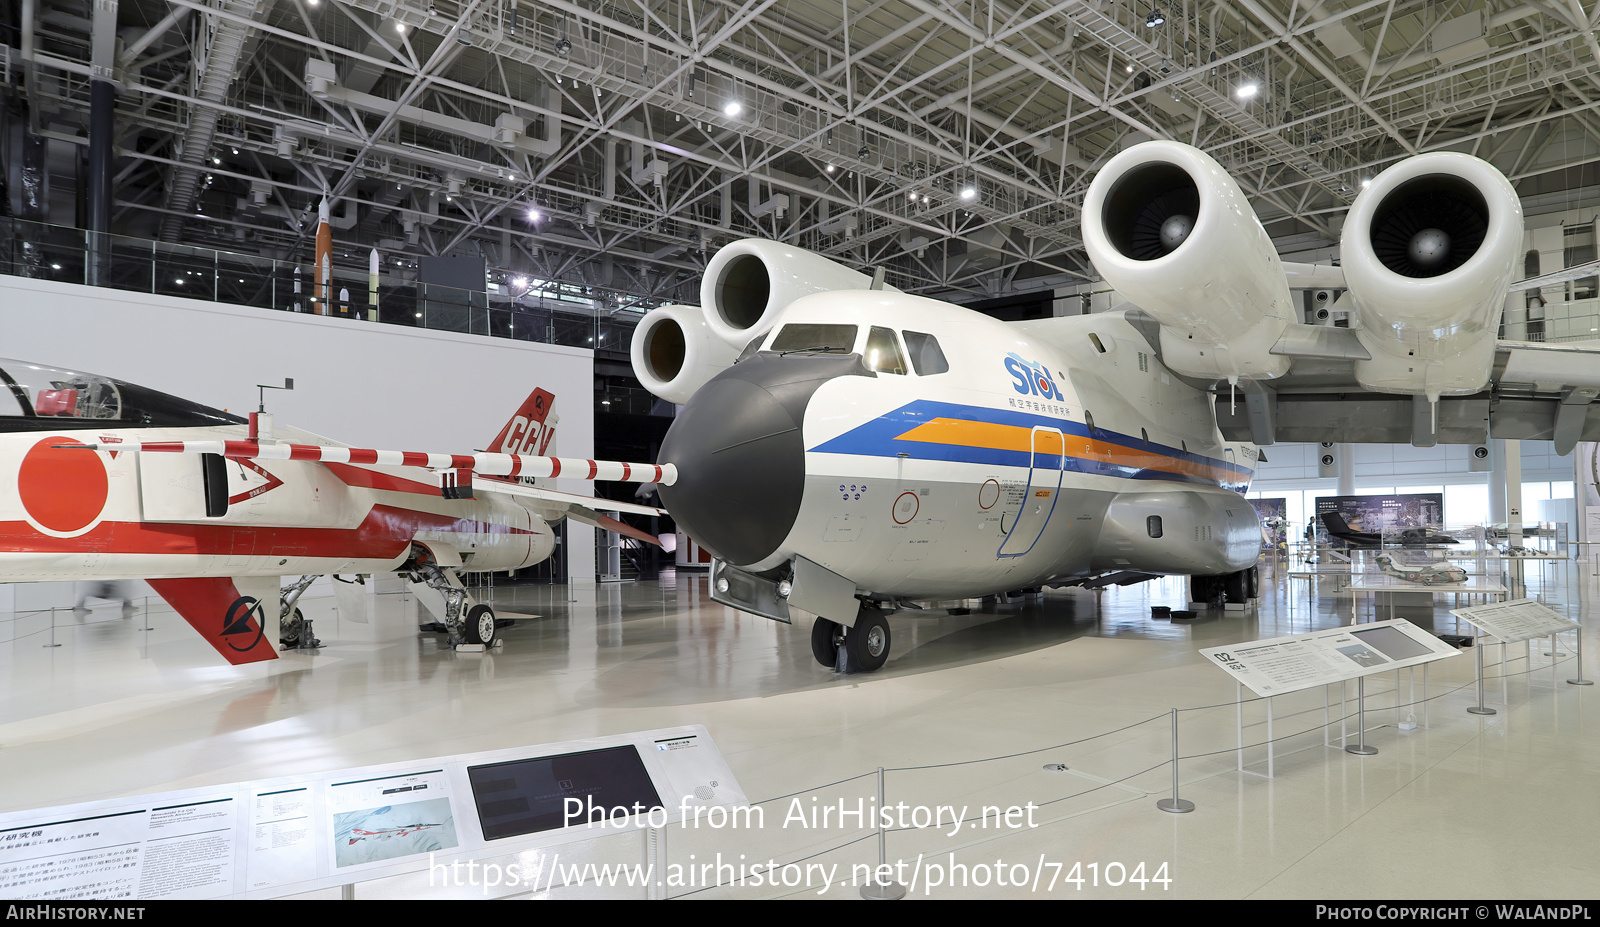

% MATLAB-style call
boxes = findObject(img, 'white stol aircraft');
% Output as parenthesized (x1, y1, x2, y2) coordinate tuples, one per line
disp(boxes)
(0, 365, 670, 665)
(631, 140, 1600, 673)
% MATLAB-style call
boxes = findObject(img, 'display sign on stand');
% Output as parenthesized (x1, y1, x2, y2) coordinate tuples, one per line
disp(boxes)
(0, 724, 743, 900)
(1200, 619, 1460, 698)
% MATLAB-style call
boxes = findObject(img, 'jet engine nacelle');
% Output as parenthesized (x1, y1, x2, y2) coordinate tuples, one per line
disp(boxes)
(1082, 141, 1293, 381)
(630, 304, 740, 405)
(1090, 490, 1261, 576)
(700, 238, 898, 349)
(1340, 152, 1522, 398)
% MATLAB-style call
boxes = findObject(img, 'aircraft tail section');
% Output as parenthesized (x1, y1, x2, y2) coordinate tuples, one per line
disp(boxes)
(146, 576, 280, 664)
(488, 389, 557, 457)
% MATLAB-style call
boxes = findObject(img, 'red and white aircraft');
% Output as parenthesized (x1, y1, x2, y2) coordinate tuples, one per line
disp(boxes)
(0, 358, 673, 665)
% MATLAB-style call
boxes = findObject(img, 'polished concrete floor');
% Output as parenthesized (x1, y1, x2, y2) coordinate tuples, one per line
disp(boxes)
(1, 560, 1596, 899)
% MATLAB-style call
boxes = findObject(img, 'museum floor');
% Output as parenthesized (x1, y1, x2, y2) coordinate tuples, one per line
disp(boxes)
(2, 561, 1597, 899)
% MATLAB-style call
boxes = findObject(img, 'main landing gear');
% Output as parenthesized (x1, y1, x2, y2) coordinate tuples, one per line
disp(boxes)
(405, 549, 500, 648)
(279, 574, 321, 650)
(810, 604, 891, 673)
(1189, 565, 1259, 610)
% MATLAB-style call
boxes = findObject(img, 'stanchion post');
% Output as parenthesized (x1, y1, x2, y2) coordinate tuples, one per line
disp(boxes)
(1569, 621, 1592, 686)
(1345, 675, 1378, 755)
(44, 607, 60, 648)
(859, 767, 906, 900)
(1468, 628, 1497, 715)
(1156, 708, 1195, 813)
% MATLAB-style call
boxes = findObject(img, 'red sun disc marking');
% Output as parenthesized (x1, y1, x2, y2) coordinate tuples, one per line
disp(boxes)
(19, 437, 109, 533)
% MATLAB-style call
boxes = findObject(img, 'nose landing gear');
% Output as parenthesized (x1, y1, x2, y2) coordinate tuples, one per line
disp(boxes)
(810, 606, 891, 673)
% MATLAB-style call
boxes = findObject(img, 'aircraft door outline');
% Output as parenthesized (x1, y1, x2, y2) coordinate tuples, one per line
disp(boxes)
(997, 426, 1064, 559)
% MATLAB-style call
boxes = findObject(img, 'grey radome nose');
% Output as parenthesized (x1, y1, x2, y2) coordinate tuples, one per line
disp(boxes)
(657, 353, 871, 568)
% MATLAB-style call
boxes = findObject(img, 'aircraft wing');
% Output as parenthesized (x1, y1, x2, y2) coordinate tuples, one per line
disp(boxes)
(1212, 335, 1600, 453)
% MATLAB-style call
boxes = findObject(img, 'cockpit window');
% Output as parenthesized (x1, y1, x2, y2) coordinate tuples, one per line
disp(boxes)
(865, 327, 907, 375)
(767, 323, 858, 355)
(902, 331, 949, 375)
(0, 360, 244, 432)
(2, 364, 122, 420)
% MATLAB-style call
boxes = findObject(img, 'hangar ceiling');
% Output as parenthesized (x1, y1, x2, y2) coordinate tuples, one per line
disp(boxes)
(9, 0, 1600, 306)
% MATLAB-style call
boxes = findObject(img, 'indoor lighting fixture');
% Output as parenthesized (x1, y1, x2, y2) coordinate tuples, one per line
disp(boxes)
(724, 101, 742, 117)
(908, 190, 918, 201)
(527, 207, 542, 221)
(1125, 63, 1134, 73)
(555, 37, 571, 55)
(1236, 81, 1259, 99)
(395, 21, 406, 33)
(826, 164, 835, 173)
(1361, 178, 1371, 188)
(960, 186, 976, 200)
(1145, 9, 1164, 26)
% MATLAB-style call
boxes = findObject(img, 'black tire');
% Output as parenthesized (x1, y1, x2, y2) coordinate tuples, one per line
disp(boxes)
(1224, 570, 1246, 603)
(845, 611, 891, 673)
(1244, 565, 1260, 599)
(464, 604, 496, 645)
(811, 618, 841, 668)
(1188, 575, 1210, 604)
(280, 607, 305, 647)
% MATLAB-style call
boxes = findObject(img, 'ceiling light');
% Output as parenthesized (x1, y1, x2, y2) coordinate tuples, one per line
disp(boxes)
(51, 263, 61, 270)
(1361, 178, 1371, 188)
(1236, 81, 1259, 99)
(908, 190, 918, 201)
(1125, 63, 1134, 73)
(395, 22, 406, 33)
(723, 101, 742, 117)
(1145, 9, 1165, 26)
(527, 207, 542, 221)
(555, 37, 571, 55)
(921, 194, 930, 203)
(960, 186, 976, 200)
(826, 164, 835, 173)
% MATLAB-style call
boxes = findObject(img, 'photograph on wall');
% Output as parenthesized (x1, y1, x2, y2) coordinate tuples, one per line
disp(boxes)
(331, 797, 459, 868)
(1249, 498, 1288, 554)
(1314, 493, 1444, 549)
(1583, 443, 1600, 553)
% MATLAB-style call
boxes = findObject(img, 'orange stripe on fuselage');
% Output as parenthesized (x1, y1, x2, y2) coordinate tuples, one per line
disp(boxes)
(893, 417, 1238, 485)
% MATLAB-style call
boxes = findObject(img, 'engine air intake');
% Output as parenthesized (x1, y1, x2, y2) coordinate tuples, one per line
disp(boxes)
(1369, 173, 1488, 279)
(713, 254, 771, 330)
(1102, 162, 1201, 261)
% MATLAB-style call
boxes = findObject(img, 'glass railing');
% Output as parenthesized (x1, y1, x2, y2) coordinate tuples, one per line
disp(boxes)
(0, 216, 644, 354)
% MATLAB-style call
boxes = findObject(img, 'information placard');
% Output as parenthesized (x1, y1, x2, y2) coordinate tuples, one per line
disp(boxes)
(1199, 619, 1460, 697)
(1448, 598, 1578, 644)
(0, 724, 743, 900)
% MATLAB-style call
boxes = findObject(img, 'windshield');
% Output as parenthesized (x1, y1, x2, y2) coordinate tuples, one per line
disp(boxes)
(0, 360, 245, 432)
(766, 323, 858, 355)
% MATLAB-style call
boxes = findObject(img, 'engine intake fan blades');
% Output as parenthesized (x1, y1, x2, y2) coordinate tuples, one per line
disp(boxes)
(1369, 173, 1488, 279)
(1103, 162, 1200, 261)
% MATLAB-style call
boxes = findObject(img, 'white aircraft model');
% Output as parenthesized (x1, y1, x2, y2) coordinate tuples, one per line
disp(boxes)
(630, 140, 1600, 672)
(0, 362, 669, 664)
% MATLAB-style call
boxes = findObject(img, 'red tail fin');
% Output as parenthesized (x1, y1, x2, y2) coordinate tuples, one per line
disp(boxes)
(488, 389, 556, 456)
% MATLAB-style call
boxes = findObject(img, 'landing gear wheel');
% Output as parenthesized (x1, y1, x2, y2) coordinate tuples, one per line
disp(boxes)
(1224, 570, 1246, 604)
(279, 607, 305, 647)
(1244, 565, 1260, 599)
(464, 604, 496, 645)
(845, 611, 891, 673)
(811, 618, 842, 668)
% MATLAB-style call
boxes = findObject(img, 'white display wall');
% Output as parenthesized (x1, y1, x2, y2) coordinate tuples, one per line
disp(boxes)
(0, 274, 597, 586)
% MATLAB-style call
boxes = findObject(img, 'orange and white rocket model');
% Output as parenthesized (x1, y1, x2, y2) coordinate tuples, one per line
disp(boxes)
(314, 197, 333, 316)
